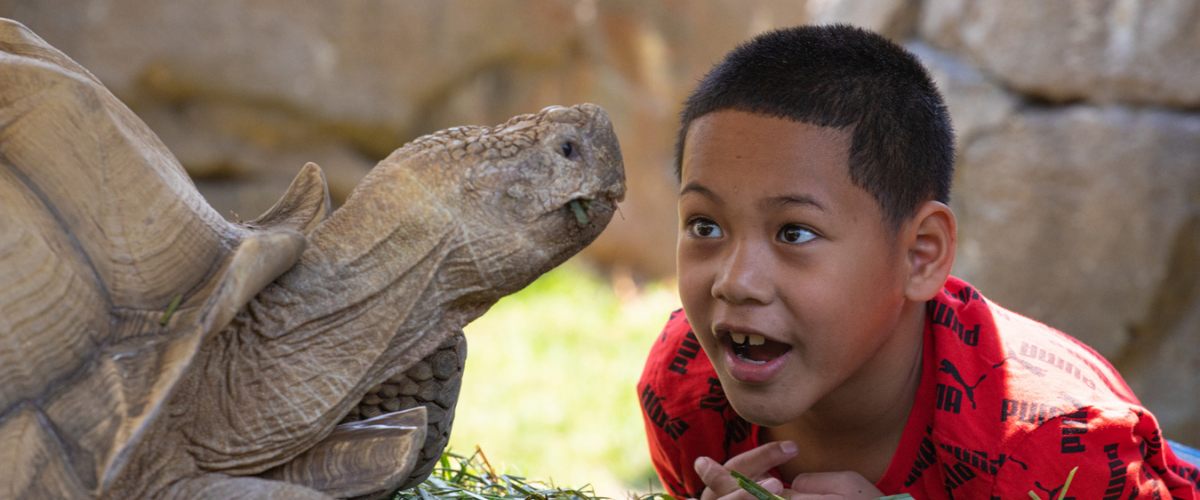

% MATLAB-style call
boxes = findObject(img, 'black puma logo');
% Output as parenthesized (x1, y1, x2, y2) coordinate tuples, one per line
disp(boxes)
(939, 359, 986, 409)
(1033, 479, 1073, 500)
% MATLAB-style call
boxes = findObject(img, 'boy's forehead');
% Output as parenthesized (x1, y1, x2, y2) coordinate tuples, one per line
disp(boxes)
(680, 110, 852, 183)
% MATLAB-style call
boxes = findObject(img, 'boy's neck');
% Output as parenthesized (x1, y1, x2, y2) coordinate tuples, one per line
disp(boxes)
(764, 299, 927, 483)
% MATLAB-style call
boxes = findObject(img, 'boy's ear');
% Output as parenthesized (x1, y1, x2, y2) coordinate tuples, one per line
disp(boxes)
(903, 200, 956, 302)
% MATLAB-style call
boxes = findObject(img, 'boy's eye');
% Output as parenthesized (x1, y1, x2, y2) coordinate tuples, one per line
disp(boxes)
(777, 224, 816, 244)
(689, 219, 723, 238)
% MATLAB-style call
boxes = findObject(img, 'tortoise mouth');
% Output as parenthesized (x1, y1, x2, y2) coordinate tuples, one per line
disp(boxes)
(557, 191, 620, 228)
(561, 197, 597, 227)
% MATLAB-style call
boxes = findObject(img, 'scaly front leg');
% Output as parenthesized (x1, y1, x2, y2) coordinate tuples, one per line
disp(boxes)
(157, 474, 333, 500)
(259, 407, 426, 499)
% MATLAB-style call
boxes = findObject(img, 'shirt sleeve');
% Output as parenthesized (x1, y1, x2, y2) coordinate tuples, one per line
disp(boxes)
(990, 406, 1196, 500)
(640, 310, 705, 499)
(641, 310, 758, 499)
(640, 377, 695, 498)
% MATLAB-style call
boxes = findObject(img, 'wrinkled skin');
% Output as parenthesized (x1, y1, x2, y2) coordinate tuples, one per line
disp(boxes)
(110, 105, 625, 500)
(0, 18, 624, 500)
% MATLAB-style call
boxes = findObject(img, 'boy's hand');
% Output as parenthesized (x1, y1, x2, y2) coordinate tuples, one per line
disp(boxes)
(785, 471, 883, 500)
(691, 441, 886, 500)
(692, 441, 798, 500)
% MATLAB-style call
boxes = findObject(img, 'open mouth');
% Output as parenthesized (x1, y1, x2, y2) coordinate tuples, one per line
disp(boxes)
(726, 331, 792, 364)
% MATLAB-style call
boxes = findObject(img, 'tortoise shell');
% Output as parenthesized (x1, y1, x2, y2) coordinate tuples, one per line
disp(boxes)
(0, 19, 328, 497)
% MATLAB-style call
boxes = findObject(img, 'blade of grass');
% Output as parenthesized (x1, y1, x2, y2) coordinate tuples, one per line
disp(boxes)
(418, 487, 440, 500)
(569, 200, 589, 226)
(1056, 466, 1078, 500)
(159, 294, 182, 325)
(400, 449, 610, 500)
(476, 445, 500, 482)
(729, 471, 787, 500)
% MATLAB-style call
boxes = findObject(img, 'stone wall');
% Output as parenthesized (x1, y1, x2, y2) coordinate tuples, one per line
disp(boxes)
(2, 0, 1197, 443)
(909, 0, 1200, 444)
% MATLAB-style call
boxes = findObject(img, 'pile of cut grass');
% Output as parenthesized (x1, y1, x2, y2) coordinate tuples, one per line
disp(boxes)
(393, 450, 939, 500)
(395, 448, 673, 500)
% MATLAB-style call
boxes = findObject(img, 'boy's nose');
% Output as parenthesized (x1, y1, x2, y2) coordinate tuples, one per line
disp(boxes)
(711, 240, 772, 305)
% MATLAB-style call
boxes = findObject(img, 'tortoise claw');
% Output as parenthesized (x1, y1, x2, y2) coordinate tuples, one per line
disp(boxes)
(259, 407, 427, 498)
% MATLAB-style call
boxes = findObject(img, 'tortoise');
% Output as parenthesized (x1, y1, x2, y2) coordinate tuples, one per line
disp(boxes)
(0, 18, 625, 500)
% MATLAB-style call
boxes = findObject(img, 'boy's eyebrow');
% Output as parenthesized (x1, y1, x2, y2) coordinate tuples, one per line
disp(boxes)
(680, 183, 826, 211)
(679, 182, 719, 201)
(766, 194, 826, 212)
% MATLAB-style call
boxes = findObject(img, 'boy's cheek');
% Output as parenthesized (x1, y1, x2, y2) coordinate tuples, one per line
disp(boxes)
(677, 303, 713, 348)
(693, 330, 724, 363)
(677, 258, 734, 366)
(676, 269, 710, 326)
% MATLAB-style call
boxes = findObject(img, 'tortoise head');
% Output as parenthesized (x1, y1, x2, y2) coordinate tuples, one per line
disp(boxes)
(377, 103, 626, 298)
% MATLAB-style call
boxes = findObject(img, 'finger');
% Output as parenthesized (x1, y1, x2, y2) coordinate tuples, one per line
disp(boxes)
(779, 488, 852, 500)
(698, 459, 789, 500)
(724, 441, 800, 480)
(696, 456, 741, 500)
(759, 477, 784, 495)
(773, 487, 842, 500)
(789, 472, 881, 500)
(713, 483, 780, 500)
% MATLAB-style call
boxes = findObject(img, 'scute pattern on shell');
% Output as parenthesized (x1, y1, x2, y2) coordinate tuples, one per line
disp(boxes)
(0, 18, 253, 496)
(0, 18, 328, 499)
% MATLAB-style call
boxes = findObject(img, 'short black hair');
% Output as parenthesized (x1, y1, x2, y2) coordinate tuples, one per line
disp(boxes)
(676, 24, 954, 230)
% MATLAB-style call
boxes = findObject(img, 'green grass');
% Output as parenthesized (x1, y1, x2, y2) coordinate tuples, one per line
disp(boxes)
(448, 259, 679, 498)
(398, 450, 675, 500)
(398, 450, 603, 500)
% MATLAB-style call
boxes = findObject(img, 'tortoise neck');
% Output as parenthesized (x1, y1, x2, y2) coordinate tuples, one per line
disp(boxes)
(185, 162, 480, 474)
(270, 160, 464, 348)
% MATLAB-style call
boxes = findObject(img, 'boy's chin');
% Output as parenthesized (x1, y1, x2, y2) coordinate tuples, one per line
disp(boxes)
(724, 389, 810, 428)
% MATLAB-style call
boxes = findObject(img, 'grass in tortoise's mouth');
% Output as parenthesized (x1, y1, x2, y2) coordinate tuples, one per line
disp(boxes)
(563, 195, 619, 227)
(567, 199, 591, 225)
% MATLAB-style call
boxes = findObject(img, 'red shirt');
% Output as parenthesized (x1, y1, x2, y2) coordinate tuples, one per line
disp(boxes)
(639, 276, 1200, 499)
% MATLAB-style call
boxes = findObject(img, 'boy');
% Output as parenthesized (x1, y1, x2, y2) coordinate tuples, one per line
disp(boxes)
(638, 25, 1200, 500)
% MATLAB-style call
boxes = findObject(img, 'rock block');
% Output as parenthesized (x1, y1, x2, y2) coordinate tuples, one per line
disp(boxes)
(921, 0, 1200, 106)
(952, 106, 1200, 364)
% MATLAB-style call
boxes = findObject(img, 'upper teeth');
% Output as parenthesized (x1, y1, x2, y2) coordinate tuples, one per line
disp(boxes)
(730, 333, 766, 345)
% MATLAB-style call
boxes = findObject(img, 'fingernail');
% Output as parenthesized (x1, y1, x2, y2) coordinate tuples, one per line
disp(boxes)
(694, 457, 708, 475)
(780, 440, 798, 455)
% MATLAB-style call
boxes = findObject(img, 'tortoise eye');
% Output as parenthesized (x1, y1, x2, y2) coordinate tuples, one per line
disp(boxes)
(560, 142, 576, 159)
